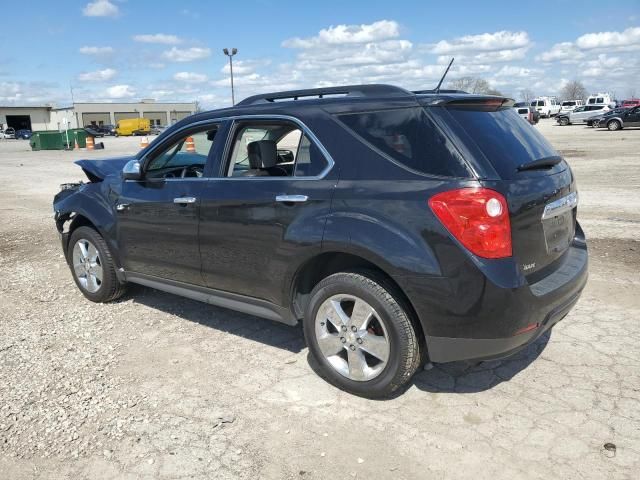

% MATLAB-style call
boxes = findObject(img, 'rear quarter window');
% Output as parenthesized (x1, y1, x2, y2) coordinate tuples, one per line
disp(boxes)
(336, 107, 471, 178)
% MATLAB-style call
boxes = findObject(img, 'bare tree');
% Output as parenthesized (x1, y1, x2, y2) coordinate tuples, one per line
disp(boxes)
(520, 88, 535, 103)
(194, 100, 203, 113)
(560, 80, 588, 101)
(627, 87, 637, 99)
(448, 77, 502, 95)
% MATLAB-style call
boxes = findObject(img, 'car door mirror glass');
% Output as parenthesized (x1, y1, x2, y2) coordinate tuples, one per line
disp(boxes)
(123, 159, 142, 180)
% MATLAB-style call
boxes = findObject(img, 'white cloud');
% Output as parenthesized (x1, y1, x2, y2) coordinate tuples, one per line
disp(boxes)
(283, 20, 399, 48)
(576, 27, 640, 50)
(221, 59, 271, 75)
(173, 72, 208, 83)
(133, 34, 183, 45)
(104, 85, 135, 98)
(431, 31, 530, 54)
(536, 42, 584, 62)
(79, 46, 114, 55)
(82, 0, 119, 17)
(78, 68, 117, 82)
(162, 47, 211, 62)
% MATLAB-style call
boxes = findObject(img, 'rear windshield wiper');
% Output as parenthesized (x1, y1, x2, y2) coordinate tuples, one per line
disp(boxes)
(517, 157, 562, 172)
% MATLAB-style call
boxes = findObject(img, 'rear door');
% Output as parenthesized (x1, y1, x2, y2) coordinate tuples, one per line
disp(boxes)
(198, 117, 337, 306)
(431, 102, 578, 275)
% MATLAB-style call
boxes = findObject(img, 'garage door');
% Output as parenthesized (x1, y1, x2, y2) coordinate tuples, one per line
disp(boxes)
(114, 112, 139, 122)
(142, 111, 168, 126)
(169, 111, 193, 124)
(82, 112, 111, 127)
(6, 115, 32, 130)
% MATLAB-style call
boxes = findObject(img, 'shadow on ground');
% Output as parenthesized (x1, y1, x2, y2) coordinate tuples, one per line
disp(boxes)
(126, 284, 550, 396)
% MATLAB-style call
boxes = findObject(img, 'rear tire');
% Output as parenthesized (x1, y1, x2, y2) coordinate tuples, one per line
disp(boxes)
(303, 271, 421, 398)
(608, 120, 621, 131)
(67, 226, 127, 303)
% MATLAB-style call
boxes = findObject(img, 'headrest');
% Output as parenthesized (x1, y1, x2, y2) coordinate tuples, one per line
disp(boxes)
(247, 140, 277, 169)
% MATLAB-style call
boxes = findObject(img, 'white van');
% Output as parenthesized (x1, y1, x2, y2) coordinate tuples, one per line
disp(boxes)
(559, 100, 584, 114)
(586, 93, 612, 106)
(530, 97, 561, 118)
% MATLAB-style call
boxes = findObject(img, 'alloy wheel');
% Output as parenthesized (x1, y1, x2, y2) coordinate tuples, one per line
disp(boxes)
(72, 239, 103, 293)
(315, 294, 390, 382)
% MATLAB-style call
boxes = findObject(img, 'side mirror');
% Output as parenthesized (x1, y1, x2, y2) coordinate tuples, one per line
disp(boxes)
(122, 159, 142, 180)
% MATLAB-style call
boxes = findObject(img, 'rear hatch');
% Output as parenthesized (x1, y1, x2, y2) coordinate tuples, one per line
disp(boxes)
(428, 99, 577, 276)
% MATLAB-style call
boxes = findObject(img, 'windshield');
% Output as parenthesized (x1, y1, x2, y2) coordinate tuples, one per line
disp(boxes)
(431, 106, 560, 180)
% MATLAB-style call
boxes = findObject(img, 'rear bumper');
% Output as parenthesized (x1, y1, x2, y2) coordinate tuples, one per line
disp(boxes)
(399, 230, 588, 364)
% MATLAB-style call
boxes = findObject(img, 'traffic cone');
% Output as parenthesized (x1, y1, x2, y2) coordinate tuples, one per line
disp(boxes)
(86, 136, 95, 151)
(140, 136, 149, 149)
(185, 136, 196, 153)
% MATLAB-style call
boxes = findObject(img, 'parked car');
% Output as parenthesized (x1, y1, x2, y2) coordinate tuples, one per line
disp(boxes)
(1, 127, 16, 139)
(150, 125, 167, 135)
(84, 127, 105, 138)
(87, 124, 116, 136)
(556, 104, 611, 125)
(514, 104, 540, 124)
(559, 100, 584, 114)
(621, 99, 640, 109)
(14, 129, 32, 139)
(596, 106, 640, 130)
(53, 84, 588, 398)
(588, 107, 629, 127)
(530, 97, 561, 117)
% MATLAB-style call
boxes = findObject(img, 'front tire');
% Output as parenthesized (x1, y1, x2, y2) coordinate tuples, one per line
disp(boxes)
(608, 120, 621, 131)
(559, 117, 569, 126)
(67, 226, 126, 303)
(304, 272, 421, 398)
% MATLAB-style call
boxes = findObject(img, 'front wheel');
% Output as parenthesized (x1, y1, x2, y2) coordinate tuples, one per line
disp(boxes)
(67, 226, 126, 303)
(304, 272, 422, 398)
(608, 120, 621, 131)
(559, 117, 569, 126)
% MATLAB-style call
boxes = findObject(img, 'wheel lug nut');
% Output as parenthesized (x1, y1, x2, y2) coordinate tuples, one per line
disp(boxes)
(341, 326, 347, 332)
(351, 326, 357, 332)
(357, 338, 363, 344)
(340, 337, 346, 343)
(320, 322, 325, 327)
(350, 345, 356, 351)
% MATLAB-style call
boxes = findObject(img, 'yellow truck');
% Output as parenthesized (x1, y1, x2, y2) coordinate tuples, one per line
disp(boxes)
(115, 118, 151, 136)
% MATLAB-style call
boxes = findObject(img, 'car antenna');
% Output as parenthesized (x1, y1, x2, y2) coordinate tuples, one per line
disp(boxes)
(435, 57, 455, 94)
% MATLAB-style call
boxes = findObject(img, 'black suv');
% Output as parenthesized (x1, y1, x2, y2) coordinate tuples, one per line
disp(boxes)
(53, 85, 588, 397)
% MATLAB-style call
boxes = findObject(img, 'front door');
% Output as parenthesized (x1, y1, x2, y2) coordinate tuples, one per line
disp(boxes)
(625, 107, 640, 126)
(117, 124, 222, 284)
(198, 118, 336, 306)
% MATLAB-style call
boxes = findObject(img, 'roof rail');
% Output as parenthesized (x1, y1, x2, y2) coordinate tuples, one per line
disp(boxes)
(413, 89, 468, 94)
(236, 84, 413, 106)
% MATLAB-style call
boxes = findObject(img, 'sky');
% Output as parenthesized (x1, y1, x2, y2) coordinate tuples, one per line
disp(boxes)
(1, 0, 639, 108)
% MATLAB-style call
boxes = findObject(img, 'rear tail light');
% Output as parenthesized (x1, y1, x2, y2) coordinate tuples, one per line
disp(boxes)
(429, 188, 512, 259)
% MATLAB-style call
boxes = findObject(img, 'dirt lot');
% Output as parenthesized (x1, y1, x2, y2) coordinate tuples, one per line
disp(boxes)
(1, 121, 639, 480)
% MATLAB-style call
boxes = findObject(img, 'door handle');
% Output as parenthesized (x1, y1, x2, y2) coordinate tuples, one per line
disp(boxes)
(275, 194, 308, 203)
(173, 197, 197, 204)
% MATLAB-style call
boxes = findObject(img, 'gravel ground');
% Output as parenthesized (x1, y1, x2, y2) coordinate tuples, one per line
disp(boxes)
(0, 121, 639, 480)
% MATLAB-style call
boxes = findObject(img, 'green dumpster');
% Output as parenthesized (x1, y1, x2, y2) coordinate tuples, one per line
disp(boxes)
(69, 128, 88, 148)
(30, 131, 65, 151)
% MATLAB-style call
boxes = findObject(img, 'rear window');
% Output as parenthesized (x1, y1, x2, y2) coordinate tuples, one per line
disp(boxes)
(562, 101, 576, 106)
(336, 107, 471, 177)
(432, 106, 559, 180)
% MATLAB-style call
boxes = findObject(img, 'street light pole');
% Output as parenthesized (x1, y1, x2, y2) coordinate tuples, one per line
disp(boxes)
(223, 48, 238, 106)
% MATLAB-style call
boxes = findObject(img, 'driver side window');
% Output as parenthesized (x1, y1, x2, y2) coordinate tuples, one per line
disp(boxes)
(146, 127, 218, 179)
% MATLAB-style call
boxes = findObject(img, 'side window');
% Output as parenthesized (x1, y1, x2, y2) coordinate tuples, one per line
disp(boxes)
(226, 121, 328, 178)
(145, 127, 218, 179)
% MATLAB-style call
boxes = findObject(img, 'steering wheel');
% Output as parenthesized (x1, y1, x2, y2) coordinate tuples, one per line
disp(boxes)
(180, 164, 204, 178)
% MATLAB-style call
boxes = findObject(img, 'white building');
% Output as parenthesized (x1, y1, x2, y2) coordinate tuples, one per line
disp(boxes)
(0, 100, 196, 132)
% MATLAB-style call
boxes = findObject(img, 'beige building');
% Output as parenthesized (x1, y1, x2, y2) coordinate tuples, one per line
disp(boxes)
(1, 100, 196, 132)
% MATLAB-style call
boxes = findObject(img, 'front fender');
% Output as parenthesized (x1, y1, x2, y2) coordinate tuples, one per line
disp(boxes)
(53, 183, 121, 265)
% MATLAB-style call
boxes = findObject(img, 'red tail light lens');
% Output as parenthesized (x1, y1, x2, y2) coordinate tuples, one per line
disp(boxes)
(429, 188, 512, 259)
